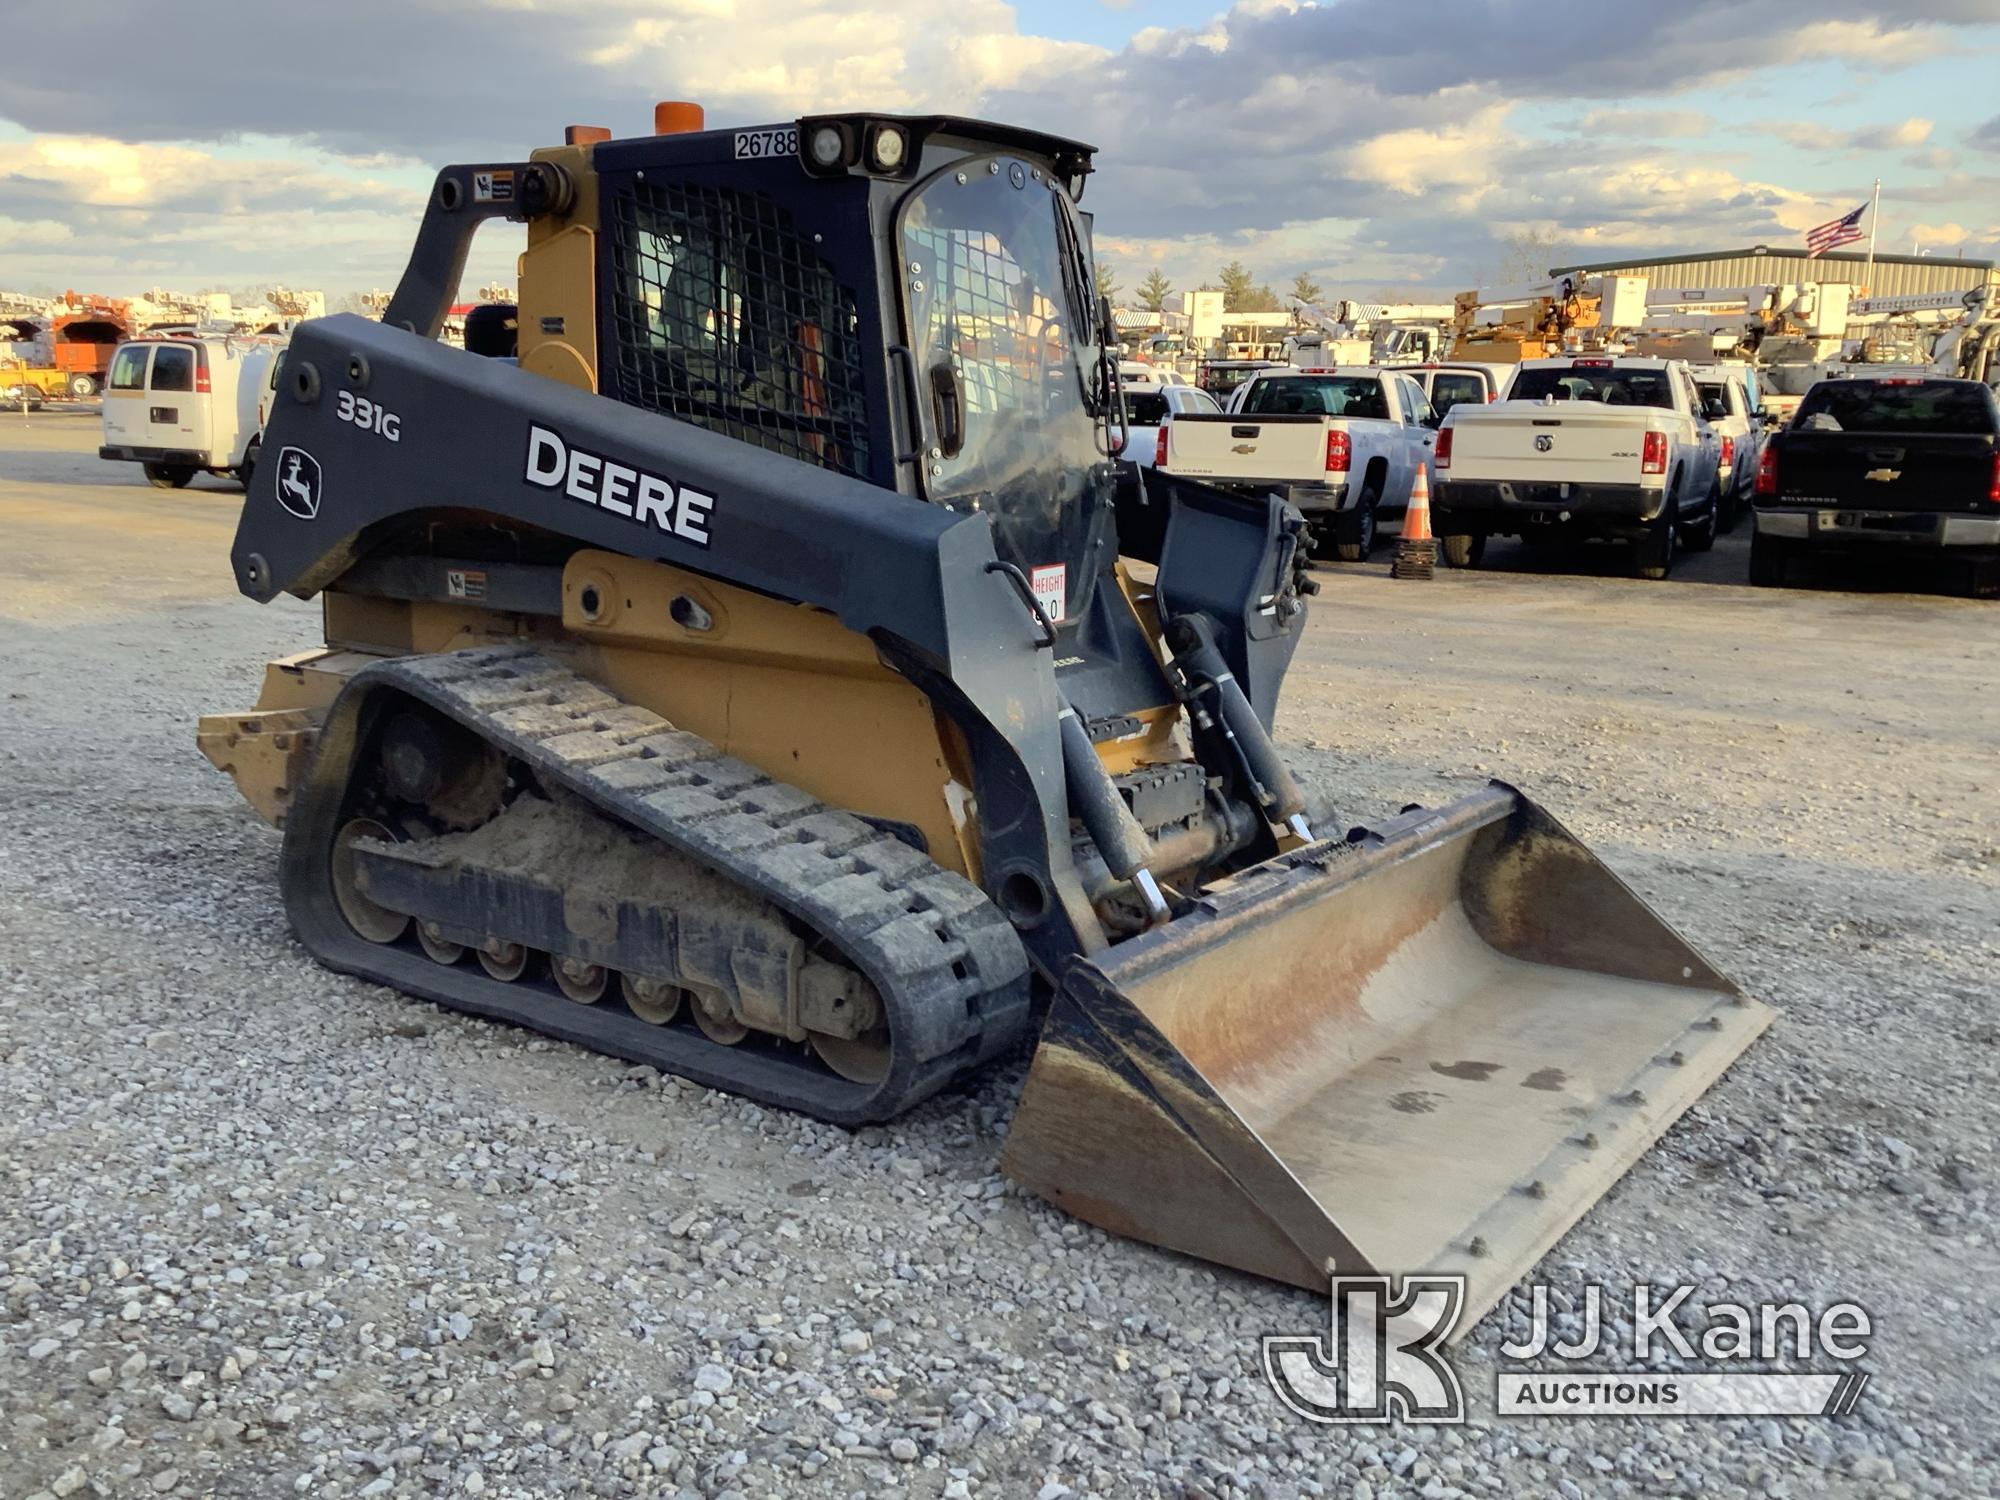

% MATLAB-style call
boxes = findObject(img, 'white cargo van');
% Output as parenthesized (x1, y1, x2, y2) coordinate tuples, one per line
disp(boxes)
(99, 336, 280, 490)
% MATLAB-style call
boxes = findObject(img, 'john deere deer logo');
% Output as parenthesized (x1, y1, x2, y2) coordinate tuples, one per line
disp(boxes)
(275, 447, 322, 520)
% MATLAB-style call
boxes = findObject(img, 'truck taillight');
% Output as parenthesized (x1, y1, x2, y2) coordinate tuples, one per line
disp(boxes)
(195, 348, 210, 394)
(1325, 430, 1351, 473)
(1154, 422, 1169, 468)
(1990, 451, 2000, 505)
(1641, 431, 1667, 475)
(1720, 435, 1734, 467)
(1754, 447, 1778, 496)
(1433, 426, 1452, 470)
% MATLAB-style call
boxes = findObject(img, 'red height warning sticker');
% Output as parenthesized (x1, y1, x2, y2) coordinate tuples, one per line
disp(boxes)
(1029, 563, 1067, 623)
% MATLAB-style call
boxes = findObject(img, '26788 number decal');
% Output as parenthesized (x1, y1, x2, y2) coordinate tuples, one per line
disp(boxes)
(733, 128, 799, 160)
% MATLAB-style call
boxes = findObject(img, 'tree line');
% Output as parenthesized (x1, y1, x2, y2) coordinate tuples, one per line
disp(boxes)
(1091, 229, 1571, 316)
(1095, 259, 1327, 314)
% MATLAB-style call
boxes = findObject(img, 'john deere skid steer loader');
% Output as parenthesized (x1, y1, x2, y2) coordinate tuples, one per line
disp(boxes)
(200, 104, 1768, 1327)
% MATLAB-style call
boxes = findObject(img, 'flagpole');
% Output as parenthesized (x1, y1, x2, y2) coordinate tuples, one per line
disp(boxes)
(1863, 178, 1881, 292)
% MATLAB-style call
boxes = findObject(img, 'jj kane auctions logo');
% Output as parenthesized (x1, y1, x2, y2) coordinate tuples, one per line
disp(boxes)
(1266, 1278, 1872, 1423)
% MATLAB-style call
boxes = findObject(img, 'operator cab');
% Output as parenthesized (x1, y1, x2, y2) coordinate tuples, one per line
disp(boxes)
(557, 113, 1120, 625)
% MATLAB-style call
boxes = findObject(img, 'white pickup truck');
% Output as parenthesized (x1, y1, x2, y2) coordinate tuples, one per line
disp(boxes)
(1689, 361, 1766, 529)
(1433, 355, 1724, 579)
(1120, 382, 1224, 470)
(1160, 366, 1439, 560)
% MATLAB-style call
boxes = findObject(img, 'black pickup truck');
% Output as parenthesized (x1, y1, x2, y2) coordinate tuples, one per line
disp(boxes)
(1751, 376, 2000, 587)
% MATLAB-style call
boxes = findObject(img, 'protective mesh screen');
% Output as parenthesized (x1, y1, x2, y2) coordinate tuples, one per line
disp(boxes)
(904, 225, 1050, 425)
(606, 179, 870, 480)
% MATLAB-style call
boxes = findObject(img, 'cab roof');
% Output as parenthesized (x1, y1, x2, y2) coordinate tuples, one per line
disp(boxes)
(591, 112, 1097, 185)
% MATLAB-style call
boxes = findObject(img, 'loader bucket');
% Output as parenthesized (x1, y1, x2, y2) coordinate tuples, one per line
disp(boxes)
(1003, 784, 1771, 1331)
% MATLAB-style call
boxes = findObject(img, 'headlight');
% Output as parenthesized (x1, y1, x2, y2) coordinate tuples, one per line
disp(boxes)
(868, 125, 908, 172)
(809, 125, 846, 169)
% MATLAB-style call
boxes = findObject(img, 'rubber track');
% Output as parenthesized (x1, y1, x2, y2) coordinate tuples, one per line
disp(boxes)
(315, 644, 1031, 1123)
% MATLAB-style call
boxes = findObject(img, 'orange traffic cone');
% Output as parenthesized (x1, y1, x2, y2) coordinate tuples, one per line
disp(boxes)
(1392, 461, 1439, 579)
(1403, 462, 1434, 541)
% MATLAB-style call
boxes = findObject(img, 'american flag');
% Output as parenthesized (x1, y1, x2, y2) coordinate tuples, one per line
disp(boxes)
(1806, 203, 1868, 258)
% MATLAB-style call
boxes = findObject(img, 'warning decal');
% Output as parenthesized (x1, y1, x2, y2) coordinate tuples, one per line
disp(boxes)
(1029, 563, 1067, 623)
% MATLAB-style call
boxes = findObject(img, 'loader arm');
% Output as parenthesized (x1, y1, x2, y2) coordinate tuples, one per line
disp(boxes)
(382, 161, 572, 340)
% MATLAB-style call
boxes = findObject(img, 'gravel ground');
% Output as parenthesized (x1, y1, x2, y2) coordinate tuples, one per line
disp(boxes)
(2, 412, 1995, 1499)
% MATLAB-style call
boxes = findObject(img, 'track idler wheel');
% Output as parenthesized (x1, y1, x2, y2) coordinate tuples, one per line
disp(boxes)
(331, 819, 410, 945)
(621, 975, 685, 1026)
(810, 1029, 892, 1085)
(554, 957, 610, 1005)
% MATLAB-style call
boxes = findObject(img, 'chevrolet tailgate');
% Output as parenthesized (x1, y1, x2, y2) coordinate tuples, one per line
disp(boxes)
(1166, 413, 1327, 482)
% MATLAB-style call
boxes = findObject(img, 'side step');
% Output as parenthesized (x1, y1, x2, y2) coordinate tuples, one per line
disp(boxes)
(280, 645, 1031, 1124)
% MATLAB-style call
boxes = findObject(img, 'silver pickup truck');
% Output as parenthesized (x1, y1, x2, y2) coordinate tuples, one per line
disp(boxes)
(1157, 366, 1439, 560)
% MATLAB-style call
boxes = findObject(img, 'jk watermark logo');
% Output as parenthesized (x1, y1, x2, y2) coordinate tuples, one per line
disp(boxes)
(1263, 1277, 1873, 1424)
(1263, 1276, 1467, 1424)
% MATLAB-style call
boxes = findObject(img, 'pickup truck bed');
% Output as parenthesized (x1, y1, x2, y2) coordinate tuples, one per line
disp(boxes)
(1752, 377, 2000, 587)
(1159, 367, 1437, 562)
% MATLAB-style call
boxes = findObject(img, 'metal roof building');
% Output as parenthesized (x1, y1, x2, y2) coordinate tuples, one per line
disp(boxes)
(1550, 246, 1997, 300)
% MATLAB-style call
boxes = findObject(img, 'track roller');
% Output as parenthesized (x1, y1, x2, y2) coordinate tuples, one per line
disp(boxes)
(417, 921, 465, 965)
(554, 957, 610, 1005)
(477, 939, 532, 982)
(690, 987, 749, 1045)
(621, 975, 685, 1026)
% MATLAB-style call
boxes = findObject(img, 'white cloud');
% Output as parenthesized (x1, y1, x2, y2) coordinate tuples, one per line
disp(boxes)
(1783, 18, 1951, 68)
(1, 0, 1994, 297)
(0, 134, 413, 213)
(1905, 220, 1974, 245)
(1767, 116, 1933, 153)
(1341, 102, 1512, 200)
(0, 216, 74, 250)
(1575, 110, 1713, 140)
(938, 33, 1109, 97)
(0, 134, 476, 295)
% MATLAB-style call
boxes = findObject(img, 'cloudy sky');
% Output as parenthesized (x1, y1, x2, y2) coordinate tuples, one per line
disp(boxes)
(5, 0, 1999, 304)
